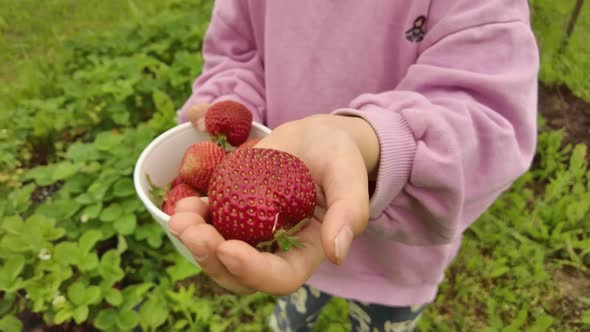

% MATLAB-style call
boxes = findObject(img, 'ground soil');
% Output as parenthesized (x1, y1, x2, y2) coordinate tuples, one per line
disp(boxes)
(538, 83, 590, 150)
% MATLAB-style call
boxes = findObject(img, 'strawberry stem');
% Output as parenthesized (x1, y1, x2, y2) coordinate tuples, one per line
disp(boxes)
(210, 134, 233, 151)
(146, 174, 168, 207)
(255, 219, 311, 252)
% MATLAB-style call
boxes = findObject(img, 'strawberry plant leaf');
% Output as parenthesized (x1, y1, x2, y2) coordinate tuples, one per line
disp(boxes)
(0, 256, 25, 292)
(117, 309, 139, 330)
(0, 293, 16, 318)
(139, 295, 169, 331)
(0, 233, 30, 253)
(78, 252, 99, 272)
(1, 216, 23, 234)
(116, 234, 128, 254)
(84, 286, 102, 305)
(25, 165, 56, 186)
(100, 203, 123, 222)
(75, 193, 95, 205)
(54, 308, 73, 325)
(98, 250, 124, 285)
(37, 199, 82, 220)
(94, 308, 117, 330)
(88, 177, 117, 201)
(67, 282, 86, 306)
(53, 161, 79, 181)
(135, 223, 164, 248)
(5, 184, 35, 214)
(79, 230, 102, 253)
(61, 174, 93, 194)
(121, 283, 153, 311)
(80, 203, 102, 220)
(114, 213, 137, 235)
(54, 242, 80, 266)
(0, 315, 22, 332)
(173, 319, 189, 330)
(105, 288, 123, 307)
(94, 132, 124, 152)
(65, 142, 102, 162)
(72, 305, 89, 324)
(112, 178, 135, 197)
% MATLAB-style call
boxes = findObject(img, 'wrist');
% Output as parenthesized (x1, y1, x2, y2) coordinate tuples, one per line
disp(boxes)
(336, 115, 380, 179)
(308, 114, 380, 179)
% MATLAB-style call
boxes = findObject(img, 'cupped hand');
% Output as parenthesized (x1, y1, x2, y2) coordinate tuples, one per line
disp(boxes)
(169, 113, 379, 295)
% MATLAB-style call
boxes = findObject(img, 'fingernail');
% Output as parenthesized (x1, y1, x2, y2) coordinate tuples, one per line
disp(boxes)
(192, 240, 209, 261)
(217, 251, 240, 275)
(334, 225, 353, 265)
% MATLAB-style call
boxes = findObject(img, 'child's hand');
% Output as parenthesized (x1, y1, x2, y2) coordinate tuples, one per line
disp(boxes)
(185, 103, 211, 130)
(168, 114, 379, 295)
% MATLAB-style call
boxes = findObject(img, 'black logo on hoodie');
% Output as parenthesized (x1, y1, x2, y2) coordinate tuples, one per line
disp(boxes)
(406, 16, 427, 42)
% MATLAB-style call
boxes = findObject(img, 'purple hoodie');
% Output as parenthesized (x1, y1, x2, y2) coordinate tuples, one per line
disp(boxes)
(178, 0, 539, 306)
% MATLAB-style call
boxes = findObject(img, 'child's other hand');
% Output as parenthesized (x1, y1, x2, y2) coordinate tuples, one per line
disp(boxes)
(185, 103, 211, 131)
(168, 114, 378, 295)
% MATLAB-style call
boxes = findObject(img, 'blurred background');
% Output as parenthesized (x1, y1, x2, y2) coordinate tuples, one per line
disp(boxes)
(0, 0, 588, 331)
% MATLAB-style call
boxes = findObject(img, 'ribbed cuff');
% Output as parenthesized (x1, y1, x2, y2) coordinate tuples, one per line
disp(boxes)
(333, 106, 416, 218)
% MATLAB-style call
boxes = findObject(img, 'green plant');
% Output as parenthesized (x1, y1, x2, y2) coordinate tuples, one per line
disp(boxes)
(1, 0, 589, 331)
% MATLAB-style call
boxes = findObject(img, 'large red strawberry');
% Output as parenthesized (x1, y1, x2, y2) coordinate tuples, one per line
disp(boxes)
(162, 183, 200, 215)
(208, 148, 316, 251)
(205, 100, 253, 147)
(178, 141, 226, 193)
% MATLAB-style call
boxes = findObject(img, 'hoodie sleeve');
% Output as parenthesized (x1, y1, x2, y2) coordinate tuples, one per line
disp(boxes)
(334, 13, 539, 245)
(178, 0, 265, 123)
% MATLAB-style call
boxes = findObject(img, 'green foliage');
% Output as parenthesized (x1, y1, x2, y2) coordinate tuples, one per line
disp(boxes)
(0, 0, 206, 187)
(0, 0, 589, 331)
(417, 126, 590, 331)
(532, 0, 590, 101)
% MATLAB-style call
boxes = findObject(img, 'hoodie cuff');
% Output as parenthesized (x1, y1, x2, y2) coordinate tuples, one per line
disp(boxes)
(332, 106, 416, 218)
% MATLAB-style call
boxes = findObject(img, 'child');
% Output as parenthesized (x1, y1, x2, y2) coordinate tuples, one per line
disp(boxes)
(169, 0, 539, 330)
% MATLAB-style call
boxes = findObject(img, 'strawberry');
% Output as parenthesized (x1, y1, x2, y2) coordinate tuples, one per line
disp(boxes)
(162, 183, 200, 215)
(178, 141, 226, 193)
(208, 148, 316, 251)
(205, 100, 253, 147)
(170, 175, 184, 188)
(237, 138, 261, 150)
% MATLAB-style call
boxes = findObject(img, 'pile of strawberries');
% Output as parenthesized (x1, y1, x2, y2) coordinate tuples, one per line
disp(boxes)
(149, 100, 316, 251)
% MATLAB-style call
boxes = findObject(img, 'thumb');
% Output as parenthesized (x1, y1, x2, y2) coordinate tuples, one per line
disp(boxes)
(186, 103, 211, 131)
(318, 158, 370, 265)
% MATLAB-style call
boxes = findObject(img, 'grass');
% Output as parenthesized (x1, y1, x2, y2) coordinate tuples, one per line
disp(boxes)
(0, 0, 168, 109)
(0, 1, 588, 331)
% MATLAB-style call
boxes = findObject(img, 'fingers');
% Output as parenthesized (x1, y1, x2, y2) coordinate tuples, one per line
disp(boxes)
(168, 211, 208, 238)
(178, 223, 255, 294)
(318, 155, 370, 265)
(169, 197, 256, 294)
(186, 103, 210, 131)
(174, 196, 209, 216)
(168, 197, 210, 236)
(216, 220, 325, 295)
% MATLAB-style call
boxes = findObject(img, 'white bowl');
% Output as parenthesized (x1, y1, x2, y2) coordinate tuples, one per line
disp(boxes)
(133, 121, 271, 265)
